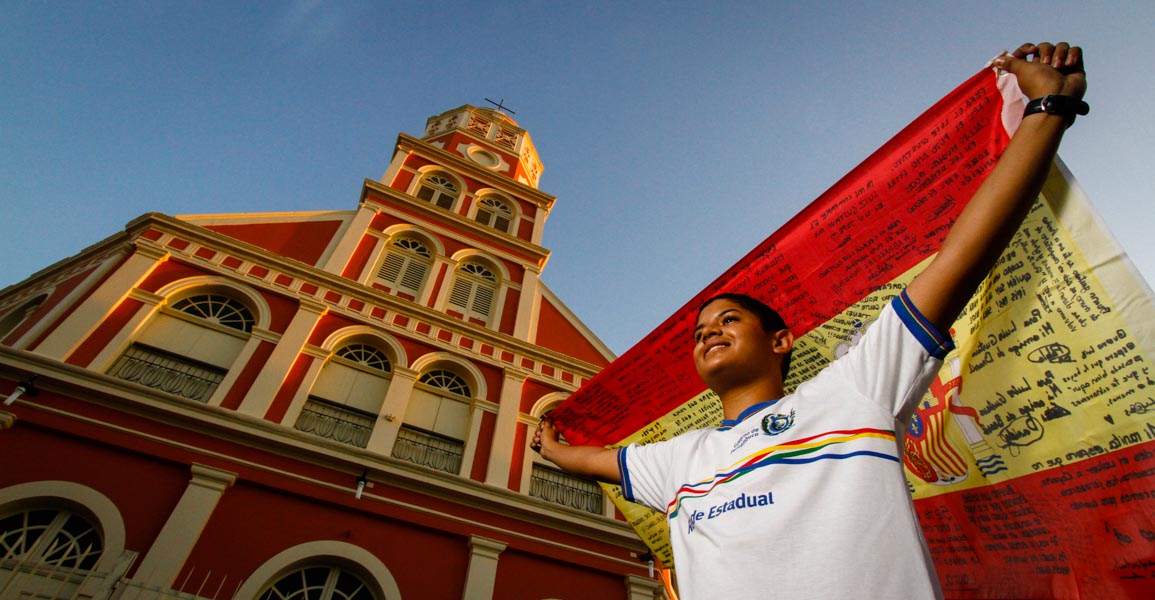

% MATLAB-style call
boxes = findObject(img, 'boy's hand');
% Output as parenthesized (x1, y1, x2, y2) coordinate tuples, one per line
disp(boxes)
(531, 417, 558, 454)
(993, 42, 1086, 101)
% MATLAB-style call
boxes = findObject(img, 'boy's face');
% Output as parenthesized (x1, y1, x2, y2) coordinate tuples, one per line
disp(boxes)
(693, 299, 785, 388)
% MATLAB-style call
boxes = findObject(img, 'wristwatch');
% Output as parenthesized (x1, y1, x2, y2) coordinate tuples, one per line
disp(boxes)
(1023, 95, 1090, 126)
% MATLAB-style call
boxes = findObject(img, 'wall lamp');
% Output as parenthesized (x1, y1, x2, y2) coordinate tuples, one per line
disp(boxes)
(355, 468, 370, 500)
(638, 551, 654, 578)
(3, 376, 39, 406)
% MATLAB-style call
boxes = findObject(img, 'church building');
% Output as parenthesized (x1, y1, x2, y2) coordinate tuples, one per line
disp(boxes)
(0, 105, 662, 599)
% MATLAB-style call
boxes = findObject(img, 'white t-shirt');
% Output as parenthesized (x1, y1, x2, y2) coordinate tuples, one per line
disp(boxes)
(619, 291, 951, 600)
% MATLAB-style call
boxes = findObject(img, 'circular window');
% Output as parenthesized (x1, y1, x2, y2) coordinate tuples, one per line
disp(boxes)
(465, 146, 501, 169)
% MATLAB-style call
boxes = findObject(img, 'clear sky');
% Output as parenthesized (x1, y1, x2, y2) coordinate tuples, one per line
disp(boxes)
(3, 2, 1152, 354)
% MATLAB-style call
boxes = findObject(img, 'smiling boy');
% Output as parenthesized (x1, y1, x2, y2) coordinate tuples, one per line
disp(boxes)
(534, 42, 1087, 599)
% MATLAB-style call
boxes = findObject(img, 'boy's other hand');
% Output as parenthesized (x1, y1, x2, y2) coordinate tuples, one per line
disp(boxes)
(993, 42, 1086, 101)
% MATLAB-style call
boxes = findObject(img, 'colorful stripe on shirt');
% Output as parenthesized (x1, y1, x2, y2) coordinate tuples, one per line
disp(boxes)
(892, 289, 954, 359)
(664, 428, 898, 520)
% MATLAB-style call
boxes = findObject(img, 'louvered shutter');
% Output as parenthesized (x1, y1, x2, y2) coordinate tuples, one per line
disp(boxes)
(448, 279, 473, 311)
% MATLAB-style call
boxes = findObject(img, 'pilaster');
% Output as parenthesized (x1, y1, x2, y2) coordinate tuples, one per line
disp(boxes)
(237, 299, 327, 418)
(131, 464, 237, 589)
(484, 370, 527, 487)
(35, 244, 168, 361)
(461, 535, 507, 600)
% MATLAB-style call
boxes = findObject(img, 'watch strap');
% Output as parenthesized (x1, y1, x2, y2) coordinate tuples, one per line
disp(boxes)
(1023, 95, 1090, 127)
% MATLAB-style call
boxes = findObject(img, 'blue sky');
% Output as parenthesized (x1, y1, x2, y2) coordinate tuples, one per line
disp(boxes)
(3, 2, 1152, 353)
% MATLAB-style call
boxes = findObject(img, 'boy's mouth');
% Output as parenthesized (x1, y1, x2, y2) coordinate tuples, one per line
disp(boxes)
(703, 341, 729, 357)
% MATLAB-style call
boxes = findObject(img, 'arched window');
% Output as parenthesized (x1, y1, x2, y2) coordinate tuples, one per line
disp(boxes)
(375, 237, 433, 298)
(0, 507, 103, 572)
(473, 197, 513, 233)
(296, 343, 392, 448)
(447, 262, 498, 324)
(258, 565, 378, 600)
(418, 369, 470, 398)
(414, 173, 458, 210)
(108, 290, 255, 402)
(392, 368, 473, 474)
(170, 295, 254, 332)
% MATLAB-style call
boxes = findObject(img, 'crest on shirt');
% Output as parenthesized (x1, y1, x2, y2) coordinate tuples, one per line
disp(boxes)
(761, 409, 796, 436)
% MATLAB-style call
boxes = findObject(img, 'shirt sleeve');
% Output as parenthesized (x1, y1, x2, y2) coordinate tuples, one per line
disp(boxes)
(618, 436, 687, 513)
(821, 289, 954, 419)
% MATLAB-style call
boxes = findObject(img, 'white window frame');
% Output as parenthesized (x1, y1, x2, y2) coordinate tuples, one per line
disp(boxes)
(447, 262, 498, 324)
(473, 196, 514, 233)
(414, 173, 459, 210)
(374, 237, 433, 297)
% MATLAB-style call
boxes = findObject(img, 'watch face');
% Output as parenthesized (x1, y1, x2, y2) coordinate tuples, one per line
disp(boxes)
(1041, 95, 1067, 114)
(1041, 95, 1088, 117)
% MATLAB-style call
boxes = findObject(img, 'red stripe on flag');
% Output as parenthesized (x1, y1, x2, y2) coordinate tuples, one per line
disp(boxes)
(554, 69, 1011, 446)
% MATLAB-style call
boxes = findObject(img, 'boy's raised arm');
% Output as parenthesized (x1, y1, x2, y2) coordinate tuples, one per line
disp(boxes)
(532, 419, 622, 485)
(906, 42, 1087, 332)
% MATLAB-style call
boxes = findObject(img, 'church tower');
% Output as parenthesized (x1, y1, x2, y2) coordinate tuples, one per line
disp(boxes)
(0, 106, 662, 599)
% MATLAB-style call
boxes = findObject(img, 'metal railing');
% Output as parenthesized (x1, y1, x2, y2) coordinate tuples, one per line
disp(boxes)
(530, 464, 604, 515)
(294, 397, 375, 448)
(0, 537, 103, 600)
(391, 426, 464, 474)
(109, 345, 226, 403)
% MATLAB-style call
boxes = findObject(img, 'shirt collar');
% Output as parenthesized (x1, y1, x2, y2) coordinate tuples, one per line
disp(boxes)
(720, 399, 780, 429)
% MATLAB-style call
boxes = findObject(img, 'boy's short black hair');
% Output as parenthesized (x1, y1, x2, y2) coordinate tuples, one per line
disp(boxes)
(697, 293, 792, 378)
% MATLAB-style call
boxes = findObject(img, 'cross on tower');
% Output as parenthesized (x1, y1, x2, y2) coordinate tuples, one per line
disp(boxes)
(484, 98, 517, 115)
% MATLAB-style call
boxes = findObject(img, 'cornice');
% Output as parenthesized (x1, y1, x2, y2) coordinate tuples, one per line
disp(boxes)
(360, 179, 550, 268)
(0, 231, 136, 303)
(123, 214, 603, 382)
(395, 133, 556, 210)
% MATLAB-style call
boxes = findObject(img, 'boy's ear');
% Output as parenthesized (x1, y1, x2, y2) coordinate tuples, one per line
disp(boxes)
(771, 329, 794, 353)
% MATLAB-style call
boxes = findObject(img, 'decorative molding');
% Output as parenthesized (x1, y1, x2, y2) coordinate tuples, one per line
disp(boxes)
(128, 214, 597, 387)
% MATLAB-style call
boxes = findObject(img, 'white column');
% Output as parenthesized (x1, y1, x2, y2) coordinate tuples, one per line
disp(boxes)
(35, 244, 168, 361)
(277, 346, 330, 426)
(85, 289, 163, 372)
(321, 204, 378, 276)
(461, 535, 506, 600)
(237, 299, 327, 417)
(512, 267, 540, 342)
(365, 368, 418, 455)
(132, 464, 237, 589)
(10, 249, 128, 351)
(625, 574, 662, 600)
(530, 204, 547, 246)
(484, 371, 526, 487)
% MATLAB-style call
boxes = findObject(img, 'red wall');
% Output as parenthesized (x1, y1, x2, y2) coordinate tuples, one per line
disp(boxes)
(493, 548, 625, 600)
(205, 220, 343, 267)
(184, 481, 471, 599)
(535, 297, 611, 367)
(0, 419, 192, 566)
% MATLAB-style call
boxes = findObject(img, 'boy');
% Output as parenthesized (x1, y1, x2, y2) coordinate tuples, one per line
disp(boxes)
(534, 43, 1086, 599)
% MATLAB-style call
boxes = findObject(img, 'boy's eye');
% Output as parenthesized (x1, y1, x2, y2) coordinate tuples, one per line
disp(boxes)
(722, 316, 737, 324)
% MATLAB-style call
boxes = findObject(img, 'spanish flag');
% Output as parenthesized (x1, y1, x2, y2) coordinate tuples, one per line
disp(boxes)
(552, 66, 1155, 599)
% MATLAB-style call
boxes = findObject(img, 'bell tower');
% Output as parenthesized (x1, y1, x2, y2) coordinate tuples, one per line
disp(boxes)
(420, 105, 544, 189)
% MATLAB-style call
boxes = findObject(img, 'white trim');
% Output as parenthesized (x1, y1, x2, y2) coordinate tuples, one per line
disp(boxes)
(174, 210, 356, 225)
(317, 326, 408, 368)
(378, 225, 446, 257)
(0, 480, 128, 573)
(233, 540, 402, 600)
(407, 167, 465, 213)
(153, 276, 273, 331)
(409, 352, 488, 401)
